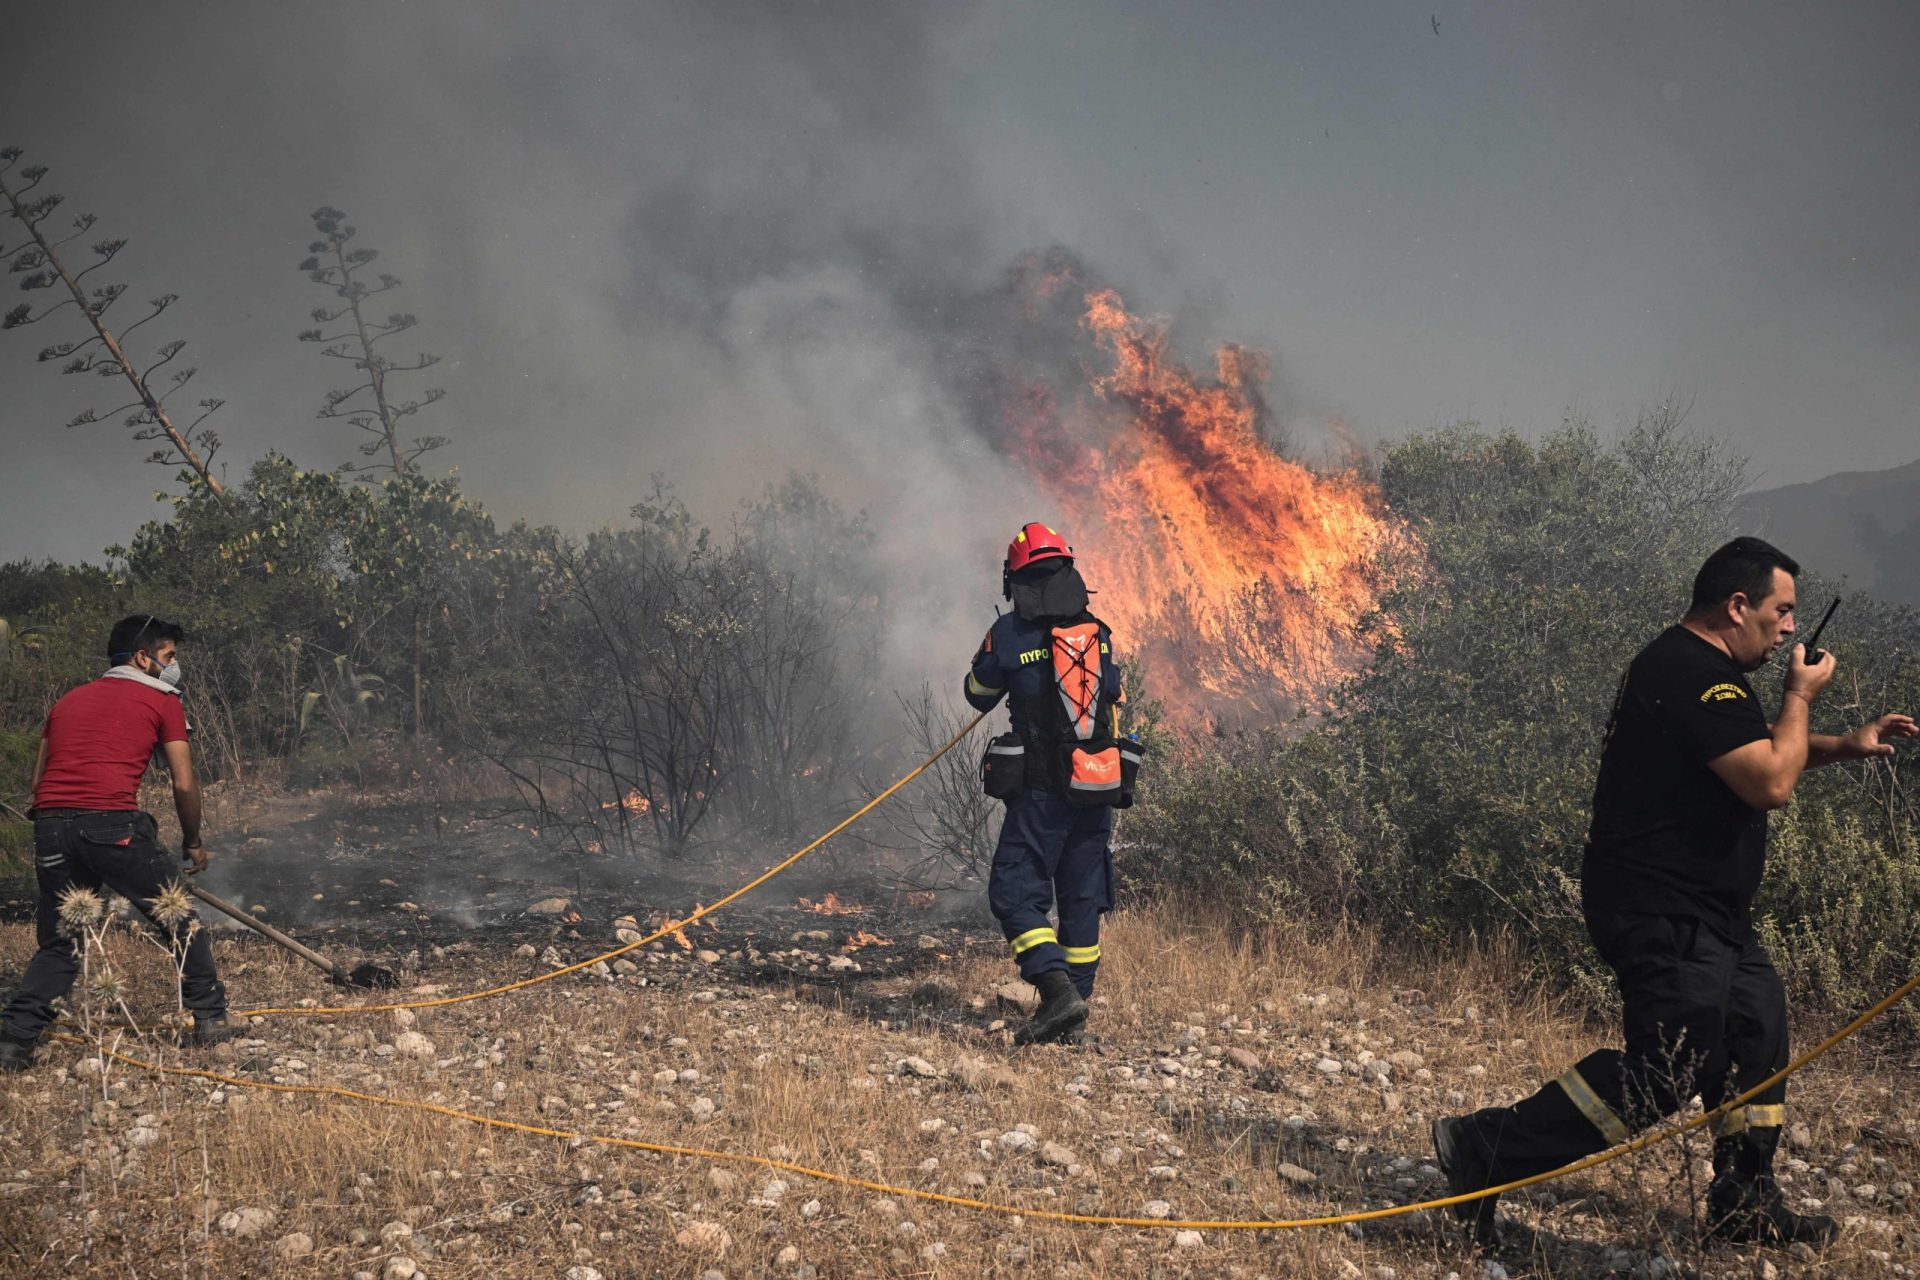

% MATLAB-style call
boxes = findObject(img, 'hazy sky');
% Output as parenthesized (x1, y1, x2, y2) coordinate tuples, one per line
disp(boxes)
(3, 1, 1916, 569)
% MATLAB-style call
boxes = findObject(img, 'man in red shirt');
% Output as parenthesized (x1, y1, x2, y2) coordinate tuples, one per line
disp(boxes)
(1, 614, 235, 1071)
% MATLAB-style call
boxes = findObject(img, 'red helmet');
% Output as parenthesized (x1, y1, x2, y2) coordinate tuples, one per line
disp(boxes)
(1005, 521, 1073, 573)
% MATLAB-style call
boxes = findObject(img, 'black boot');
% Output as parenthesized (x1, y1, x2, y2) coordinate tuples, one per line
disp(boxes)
(1706, 1132, 1838, 1246)
(187, 1013, 240, 1048)
(1432, 1115, 1500, 1246)
(0, 1031, 36, 1074)
(1014, 970, 1087, 1046)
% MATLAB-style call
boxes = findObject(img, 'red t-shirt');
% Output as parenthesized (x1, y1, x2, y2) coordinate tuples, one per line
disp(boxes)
(33, 677, 190, 812)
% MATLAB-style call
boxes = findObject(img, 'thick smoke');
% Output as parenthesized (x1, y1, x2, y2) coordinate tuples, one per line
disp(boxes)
(1, 2, 1291, 701)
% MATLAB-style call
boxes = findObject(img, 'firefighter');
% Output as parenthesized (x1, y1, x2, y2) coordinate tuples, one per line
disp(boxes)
(965, 522, 1134, 1046)
(1432, 538, 1917, 1246)
(1, 614, 237, 1072)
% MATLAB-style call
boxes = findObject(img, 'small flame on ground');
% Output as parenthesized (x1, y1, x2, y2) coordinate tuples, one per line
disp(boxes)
(841, 930, 893, 952)
(601, 789, 651, 814)
(655, 907, 700, 951)
(798, 893, 863, 916)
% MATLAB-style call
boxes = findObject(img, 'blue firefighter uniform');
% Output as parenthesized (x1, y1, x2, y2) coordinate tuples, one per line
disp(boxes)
(965, 610, 1124, 999)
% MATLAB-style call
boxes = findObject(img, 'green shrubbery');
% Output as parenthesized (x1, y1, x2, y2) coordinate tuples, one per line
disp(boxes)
(1124, 414, 1920, 1017)
(0, 460, 887, 861)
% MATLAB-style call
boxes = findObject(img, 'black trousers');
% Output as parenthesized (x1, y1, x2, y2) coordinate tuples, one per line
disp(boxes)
(3, 810, 227, 1041)
(988, 789, 1114, 997)
(1457, 911, 1789, 1183)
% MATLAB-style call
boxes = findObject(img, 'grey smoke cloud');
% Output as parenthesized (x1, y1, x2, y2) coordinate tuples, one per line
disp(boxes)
(3, 0, 1917, 587)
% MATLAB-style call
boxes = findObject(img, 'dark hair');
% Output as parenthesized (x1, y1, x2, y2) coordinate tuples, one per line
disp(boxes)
(107, 613, 185, 663)
(1689, 538, 1801, 613)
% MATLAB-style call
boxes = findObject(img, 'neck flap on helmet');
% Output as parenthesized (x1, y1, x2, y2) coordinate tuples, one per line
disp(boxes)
(1010, 563, 1090, 622)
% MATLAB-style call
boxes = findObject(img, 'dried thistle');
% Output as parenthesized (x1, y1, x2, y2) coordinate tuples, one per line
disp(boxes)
(148, 881, 195, 930)
(57, 885, 106, 934)
(87, 971, 124, 1002)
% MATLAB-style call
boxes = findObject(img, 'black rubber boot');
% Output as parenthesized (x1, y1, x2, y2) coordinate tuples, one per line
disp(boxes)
(187, 1013, 240, 1048)
(0, 1032, 36, 1074)
(1432, 1115, 1500, 1246)
(1014, 970, 1087, 1046)
(1707, 1133, 1837, 1246)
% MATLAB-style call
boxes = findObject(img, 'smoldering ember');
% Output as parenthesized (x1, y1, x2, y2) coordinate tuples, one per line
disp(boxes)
(3, 5, 1919, 1279)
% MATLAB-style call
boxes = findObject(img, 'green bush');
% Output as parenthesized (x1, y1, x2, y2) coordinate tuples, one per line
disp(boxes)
(1124, 414, 1920, 1011)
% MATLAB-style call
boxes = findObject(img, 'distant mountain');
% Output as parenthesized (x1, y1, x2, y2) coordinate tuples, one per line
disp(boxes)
(1736, 458, 1920, 606)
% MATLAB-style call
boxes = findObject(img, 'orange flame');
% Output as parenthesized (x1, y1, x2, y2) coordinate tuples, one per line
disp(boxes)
(656, 906, 699, 951)
(841, 930, 893, 952)
(797, 892, 863, 916)
(601, 789, 652, 814)
(1000, 276, 1399, 721)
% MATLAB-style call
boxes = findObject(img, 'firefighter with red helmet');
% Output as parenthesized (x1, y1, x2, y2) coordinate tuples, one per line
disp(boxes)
(965, 522, 1137, 1046)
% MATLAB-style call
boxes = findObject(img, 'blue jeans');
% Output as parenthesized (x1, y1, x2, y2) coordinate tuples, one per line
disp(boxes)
(3, 810, 227, 1041)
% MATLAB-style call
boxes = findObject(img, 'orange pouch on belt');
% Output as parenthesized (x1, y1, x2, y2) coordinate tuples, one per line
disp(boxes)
(1065, 742, 1123, 807)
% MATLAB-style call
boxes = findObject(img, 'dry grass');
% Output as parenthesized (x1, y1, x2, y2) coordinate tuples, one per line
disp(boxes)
(3, 900, 1918, 1278)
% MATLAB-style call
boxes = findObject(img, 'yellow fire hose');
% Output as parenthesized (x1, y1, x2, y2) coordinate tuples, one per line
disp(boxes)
(53, 970, 1920, 1231)
(33, 707, 1920, 1230)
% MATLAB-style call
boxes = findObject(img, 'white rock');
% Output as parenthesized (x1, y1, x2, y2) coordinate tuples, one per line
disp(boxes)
(800, 1199, 822, 1219)
(898, 1056, 940, 1078)
(275, 1232, 314, 1259)
(217, 1206, 277, 1239)
(393, 1031, 436, 1059)
(1148, 1164, 1179, 1180)
(564, 1269, 605, 1280)
(775, 1246, 801, 1267)
(998, 1129, 1037, 1154)
(1040, 1142, 1076, 1167)
(528, 897, 571, 916)
(383, 1259, 419, 1280)
(1143, 1200, 1172, 1219)
(1173, 1229, 1203, 1248)
(1315, 1057, 1344, 1075)
(676, 1221, 731, 1253)
(380, 1220, 413, 1246)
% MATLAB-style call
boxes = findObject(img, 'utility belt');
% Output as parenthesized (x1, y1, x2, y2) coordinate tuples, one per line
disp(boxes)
(980, 730, 1143, 809)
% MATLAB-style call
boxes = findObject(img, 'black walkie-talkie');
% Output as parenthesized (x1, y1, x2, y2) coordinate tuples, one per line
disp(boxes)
(1801, 597, 1840, 664)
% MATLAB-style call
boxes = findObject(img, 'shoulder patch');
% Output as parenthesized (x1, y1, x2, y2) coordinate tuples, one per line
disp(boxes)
(981, 629, 992, 653)
(1700, 682, 1748, 703)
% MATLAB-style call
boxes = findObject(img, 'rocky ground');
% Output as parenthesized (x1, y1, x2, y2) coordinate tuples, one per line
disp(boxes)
(3, 795, 1920, 1277)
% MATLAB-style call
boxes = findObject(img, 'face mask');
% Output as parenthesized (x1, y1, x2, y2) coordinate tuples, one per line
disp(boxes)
(147, 658, 182, 688)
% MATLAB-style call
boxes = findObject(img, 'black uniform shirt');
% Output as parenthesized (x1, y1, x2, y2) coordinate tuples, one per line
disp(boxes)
(1580, 625, 1773, 941)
